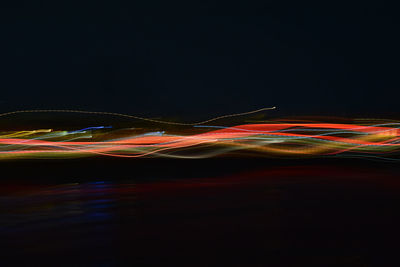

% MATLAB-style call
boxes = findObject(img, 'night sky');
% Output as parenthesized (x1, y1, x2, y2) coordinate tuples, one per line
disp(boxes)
(1, 2, 399, 120)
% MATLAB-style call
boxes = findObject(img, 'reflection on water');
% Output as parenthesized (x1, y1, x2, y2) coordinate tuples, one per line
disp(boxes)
(1, 165, 400, 266)
(1, 182, 130, 233)
(1, 181, 140, 265)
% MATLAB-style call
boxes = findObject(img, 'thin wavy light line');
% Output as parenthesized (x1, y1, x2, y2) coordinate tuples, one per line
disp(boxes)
(0, 107, 277, 126)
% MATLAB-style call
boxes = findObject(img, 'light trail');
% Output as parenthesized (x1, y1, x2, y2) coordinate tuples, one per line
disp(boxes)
(0, 119, 399, 159)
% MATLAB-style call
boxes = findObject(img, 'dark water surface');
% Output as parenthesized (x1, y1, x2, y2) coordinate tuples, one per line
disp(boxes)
(1, 159, 400, 266)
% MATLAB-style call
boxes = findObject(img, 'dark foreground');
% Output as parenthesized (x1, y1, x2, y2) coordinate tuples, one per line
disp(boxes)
(1, 158, 400, 266)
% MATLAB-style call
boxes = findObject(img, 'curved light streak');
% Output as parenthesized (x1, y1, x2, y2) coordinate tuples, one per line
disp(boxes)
(0, 118, 399, 160)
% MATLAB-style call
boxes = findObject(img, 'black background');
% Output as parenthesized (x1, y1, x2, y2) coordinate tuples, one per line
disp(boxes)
(1, 2, 399, 120)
